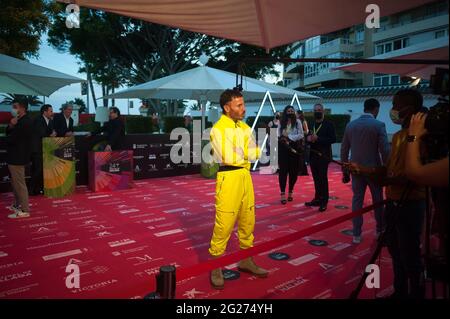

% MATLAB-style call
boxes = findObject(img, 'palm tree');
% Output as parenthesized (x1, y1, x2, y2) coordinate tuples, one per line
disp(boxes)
(0, 93, 43, 106)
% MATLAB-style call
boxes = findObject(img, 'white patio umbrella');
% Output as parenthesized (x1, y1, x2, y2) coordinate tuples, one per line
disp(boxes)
(0, 54, 85, 96)
(102, 65, 317, 102)
(102, 65, 318, 128)
(334, 37, 449, 79)
(59, 0, 436, 50)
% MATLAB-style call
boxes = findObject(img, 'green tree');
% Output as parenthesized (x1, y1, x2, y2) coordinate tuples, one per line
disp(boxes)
(0, 0, 51, 59)
(65, 97, 87, 113)
(0, 93, 43, 106)
(47, 6, 292, 116)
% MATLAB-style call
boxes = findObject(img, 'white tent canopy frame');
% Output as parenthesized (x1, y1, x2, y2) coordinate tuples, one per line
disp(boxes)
(100, 65, 318, 131)
(251, 91, 303, 171)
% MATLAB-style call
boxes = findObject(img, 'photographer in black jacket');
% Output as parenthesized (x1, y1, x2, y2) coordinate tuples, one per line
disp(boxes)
(30, 104, 56, 195)
(305, 103, 336, 212)
(87, 107, 125, 151)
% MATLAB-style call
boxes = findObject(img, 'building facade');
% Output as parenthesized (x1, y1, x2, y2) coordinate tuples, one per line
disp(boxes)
(283, 0, 449, 90)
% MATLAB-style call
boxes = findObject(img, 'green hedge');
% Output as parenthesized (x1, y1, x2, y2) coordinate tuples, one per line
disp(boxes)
(73, 117, 101, 132)
(164, 116, 185, 133)
(0, 124, 6, 136)
(246, 114, 351, 143)
(125, 116, 156, 134)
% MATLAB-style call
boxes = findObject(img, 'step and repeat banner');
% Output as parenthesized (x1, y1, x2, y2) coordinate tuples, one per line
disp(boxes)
(0, 134, 200, 193)
(43, 137, 76, 198)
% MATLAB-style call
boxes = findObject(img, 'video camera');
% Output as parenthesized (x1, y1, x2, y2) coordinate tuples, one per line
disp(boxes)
(422, 68, 449, 160)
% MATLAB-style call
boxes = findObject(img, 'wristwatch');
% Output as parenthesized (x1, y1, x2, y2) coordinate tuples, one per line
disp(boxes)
(407, 135, 418, 143)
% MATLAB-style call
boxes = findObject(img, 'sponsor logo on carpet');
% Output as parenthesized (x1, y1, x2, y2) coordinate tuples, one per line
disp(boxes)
(28, 221, 58, 228)
(0, 270, 32, 283)
(182, 288, 204, 299)
(0, 283, 39, 298)
(119, 209, 140, 215)
(0, 261, 24, 270)
(313, 289, 333, 299)
(288, 253, 320, 266)
(0, 251, 8, 258)
(127, 254, 164, 266)
(108, 239, 136, 248)
(87, 194, 111, 200)
(274, 276, 308, 292)
(154, 229, 183, 237)
(42, 249, 83, 261)
(329, 242, 352, 251)
(163, 208, 186, 214)
(70, 279, 118, 293)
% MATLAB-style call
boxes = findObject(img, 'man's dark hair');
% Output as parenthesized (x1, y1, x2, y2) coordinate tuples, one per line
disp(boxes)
(109, 106, 121, 117)
(40, 104, 53, 115)
(364, 98, 380, 112)
(61, 103, 73, 111)
(219, 89, 243, 111)
(394, 89, 423, 113)
(12, 98, 28, 111)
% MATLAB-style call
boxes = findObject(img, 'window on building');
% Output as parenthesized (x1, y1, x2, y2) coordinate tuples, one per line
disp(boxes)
(376, 45, 384, 55)
(356, 30, 364, 43)
(435, 29, 448, 39)
(385, 42, 392, 53)
(391, 75, 400, 85)
(373, 73, 401, 86)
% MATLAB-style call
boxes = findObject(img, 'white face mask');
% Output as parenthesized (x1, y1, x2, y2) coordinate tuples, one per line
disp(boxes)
(11, 108, 18, 117)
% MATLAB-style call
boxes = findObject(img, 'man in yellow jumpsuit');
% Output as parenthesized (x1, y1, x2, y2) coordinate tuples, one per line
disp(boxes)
(209, 89, 268, 289)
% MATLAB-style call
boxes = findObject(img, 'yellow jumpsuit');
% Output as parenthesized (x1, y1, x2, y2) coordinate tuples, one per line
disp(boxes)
(208, 115, 261, 257)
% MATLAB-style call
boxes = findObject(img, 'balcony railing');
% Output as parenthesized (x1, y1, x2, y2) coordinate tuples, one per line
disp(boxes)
(305, 38, 353, 55)
(374, 11, 448, 33)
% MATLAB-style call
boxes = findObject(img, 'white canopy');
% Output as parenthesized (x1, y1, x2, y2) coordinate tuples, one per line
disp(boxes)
(334, 37, 449, 79)
(59, 0, 436, 50)
(102, 65, 318, 102)
(0, 54, 85, 96)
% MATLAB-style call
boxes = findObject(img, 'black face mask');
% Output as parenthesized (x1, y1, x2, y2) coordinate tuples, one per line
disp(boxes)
(288, 113, 297, 120)
(314, 111, 323, 120)
(275, 115, 280, 120)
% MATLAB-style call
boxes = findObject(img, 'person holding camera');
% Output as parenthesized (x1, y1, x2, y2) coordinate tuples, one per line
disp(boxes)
(341, 98, 390, 244)
(405, 112, 449, 187)
(277, 106, 304, 204)
(346, 89, 427, 299)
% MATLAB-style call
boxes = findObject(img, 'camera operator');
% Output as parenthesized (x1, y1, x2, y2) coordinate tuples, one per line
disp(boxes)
(346, 89, 427, 299)
(405, 112, 449, 187)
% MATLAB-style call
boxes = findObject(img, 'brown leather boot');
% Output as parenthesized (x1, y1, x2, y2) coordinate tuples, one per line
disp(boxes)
(238, 257, 268, 278)
(210, 268, 224, 289)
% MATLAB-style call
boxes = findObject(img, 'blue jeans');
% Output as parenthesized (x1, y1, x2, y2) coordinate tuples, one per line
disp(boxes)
(351, 175, 384, 237)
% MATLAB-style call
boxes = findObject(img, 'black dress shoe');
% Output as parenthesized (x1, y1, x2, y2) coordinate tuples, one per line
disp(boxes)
(305, 199, 320, 207)
(319, 203, 327, 212)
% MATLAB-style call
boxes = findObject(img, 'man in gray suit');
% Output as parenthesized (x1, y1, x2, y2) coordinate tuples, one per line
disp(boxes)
(341, 98, 390, 244)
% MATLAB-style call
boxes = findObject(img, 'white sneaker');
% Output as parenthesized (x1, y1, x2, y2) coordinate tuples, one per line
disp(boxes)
(352, 236, 362, 244)
(7, 204, 20, 212)
(8, 210, 30, 219)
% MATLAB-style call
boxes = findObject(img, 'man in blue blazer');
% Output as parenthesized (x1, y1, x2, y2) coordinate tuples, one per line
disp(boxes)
(341, 98, 390, 244)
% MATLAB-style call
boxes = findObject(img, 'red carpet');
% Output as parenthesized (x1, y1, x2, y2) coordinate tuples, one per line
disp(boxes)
(0, 164, 394, 299)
